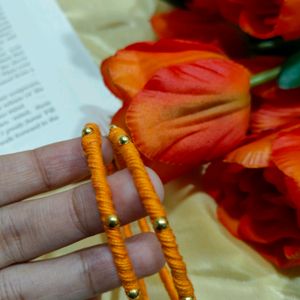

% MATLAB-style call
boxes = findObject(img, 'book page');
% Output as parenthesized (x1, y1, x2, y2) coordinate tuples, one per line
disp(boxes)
(0, 0, 121, 155)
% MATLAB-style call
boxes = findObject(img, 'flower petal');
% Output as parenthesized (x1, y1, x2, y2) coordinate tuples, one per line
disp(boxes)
(251, 101, 300, 133)
(272, 126, 300, 183)
(284, 244, 300, 262)
(187, 0, 219, 16)
(217, 206, 240, 236)
(238, 214, 300, 244)
(285, 177, 300, 214)
(111, 104, 129, 130)
(111, 101, 192, 182)
(237, 56, 284, 75)
(220, 0, 300, 40)
(225, 133, 274, 168)
(124, 38, 222, 53)
(141, 156, 192, 183)
(126, 58, 250, 165)
(237, 56, 296, 105)
(101, 39, 223, 101)
(263, 167, 287, 194)
(256, 241, 300, 268)
(226, 123, 300, 167)
(151, 9, 248, 57)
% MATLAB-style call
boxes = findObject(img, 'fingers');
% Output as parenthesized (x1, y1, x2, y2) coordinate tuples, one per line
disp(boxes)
(0, 233, 165, 300)
(0, 168, 164, 268)
(0, 137, 113, 207)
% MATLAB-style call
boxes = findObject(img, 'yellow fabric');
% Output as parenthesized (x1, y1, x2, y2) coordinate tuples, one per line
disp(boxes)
(49, 0, 300, 299)
(57, 0, 160, 62)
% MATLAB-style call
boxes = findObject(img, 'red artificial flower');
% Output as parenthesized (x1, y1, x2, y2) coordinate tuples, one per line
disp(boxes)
(219, 0, 300, 40)
(186, 0, 219, 16)
(151, 9, 248, 57)
(204, 123, 300, 268)
(101, 39, 251, 181)
(238, 56, 300, 133)
(251, 96, 300, 134)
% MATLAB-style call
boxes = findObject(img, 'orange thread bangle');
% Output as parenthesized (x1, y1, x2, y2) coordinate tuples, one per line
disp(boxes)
(122, 224, 150, 300)
(81, 124, 140, 299)
(112, 131, 150, 300)
(108, 125, 195, 300)
(138, 218, 178, 300)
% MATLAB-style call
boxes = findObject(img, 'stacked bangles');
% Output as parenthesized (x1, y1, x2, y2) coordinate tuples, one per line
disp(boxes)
(82, 123, 195, 300)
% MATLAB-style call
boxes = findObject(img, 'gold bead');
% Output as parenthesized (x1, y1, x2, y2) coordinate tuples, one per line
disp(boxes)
(119, 135, 130, 145)
(153, 217, 168, 230)
(126, 289, 140, 299)
(110, 124, 117, 130)
(82, 126, 93, 136)
(105, 215, 120, 228)
(181, 297, 194, 300)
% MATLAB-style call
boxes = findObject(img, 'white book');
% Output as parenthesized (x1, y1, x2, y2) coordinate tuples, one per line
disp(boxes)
(0, 0, 121, 155)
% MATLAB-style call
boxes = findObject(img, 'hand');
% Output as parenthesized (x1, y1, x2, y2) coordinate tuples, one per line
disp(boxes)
(0, 137, 165, 299)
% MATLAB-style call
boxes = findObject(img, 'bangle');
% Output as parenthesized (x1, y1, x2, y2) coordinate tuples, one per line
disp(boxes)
(82, 123, 195, 300)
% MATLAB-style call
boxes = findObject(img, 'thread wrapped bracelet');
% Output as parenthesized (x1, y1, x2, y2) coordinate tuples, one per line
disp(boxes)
(82, 123, 195, 300)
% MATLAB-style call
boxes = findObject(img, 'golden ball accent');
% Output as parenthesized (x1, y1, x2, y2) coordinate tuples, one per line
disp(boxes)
(153, 217, 169, 230)
(82, 127, 93, 136)
(126, 289, 140, 299)
(106, 215, 120, 228)
(119, 135, 130, 145)
(181, 297, 194, 300)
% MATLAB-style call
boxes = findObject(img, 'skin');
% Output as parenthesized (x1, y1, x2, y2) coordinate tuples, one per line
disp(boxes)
(0, 137, 165, 300)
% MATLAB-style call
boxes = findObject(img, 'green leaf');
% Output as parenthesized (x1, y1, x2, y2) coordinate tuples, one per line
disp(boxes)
(278, 51, 300, 89)
(250, 66, 281, 88)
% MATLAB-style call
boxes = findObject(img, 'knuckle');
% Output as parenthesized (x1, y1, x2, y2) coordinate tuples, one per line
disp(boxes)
(31, 149, 53, 191)
(69, 186, 95, 237)
(79, 250, 97, 295)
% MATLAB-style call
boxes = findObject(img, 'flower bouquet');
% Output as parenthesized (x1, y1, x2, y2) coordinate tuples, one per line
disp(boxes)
(101, 0, 300, 271)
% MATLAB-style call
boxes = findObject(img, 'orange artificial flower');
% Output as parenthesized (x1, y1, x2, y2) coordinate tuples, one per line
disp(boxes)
(102, 39, 251, 181)
(219, 0, 300, 40)
(151, 9, 248, 57)
(238, 56, 300, 133)
(251, 91, 300, 133)
(204, 123, 300, 268)
(101, 39, 222, 102)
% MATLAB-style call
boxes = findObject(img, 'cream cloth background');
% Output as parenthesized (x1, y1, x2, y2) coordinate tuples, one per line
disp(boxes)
(45, 0, 300, 299)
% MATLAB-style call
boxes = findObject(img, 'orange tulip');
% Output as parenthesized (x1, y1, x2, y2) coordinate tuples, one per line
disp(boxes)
(151, 9, 248, 57)
(219, 0, 300, 40)
(204, 123, 300, 268)
(102, 39, 251, 181)
(238, 56, 300, 133)
(101, 39, 223, 102)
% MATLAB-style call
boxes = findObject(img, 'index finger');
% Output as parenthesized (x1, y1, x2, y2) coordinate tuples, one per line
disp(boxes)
(0, 137, 113, 206)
